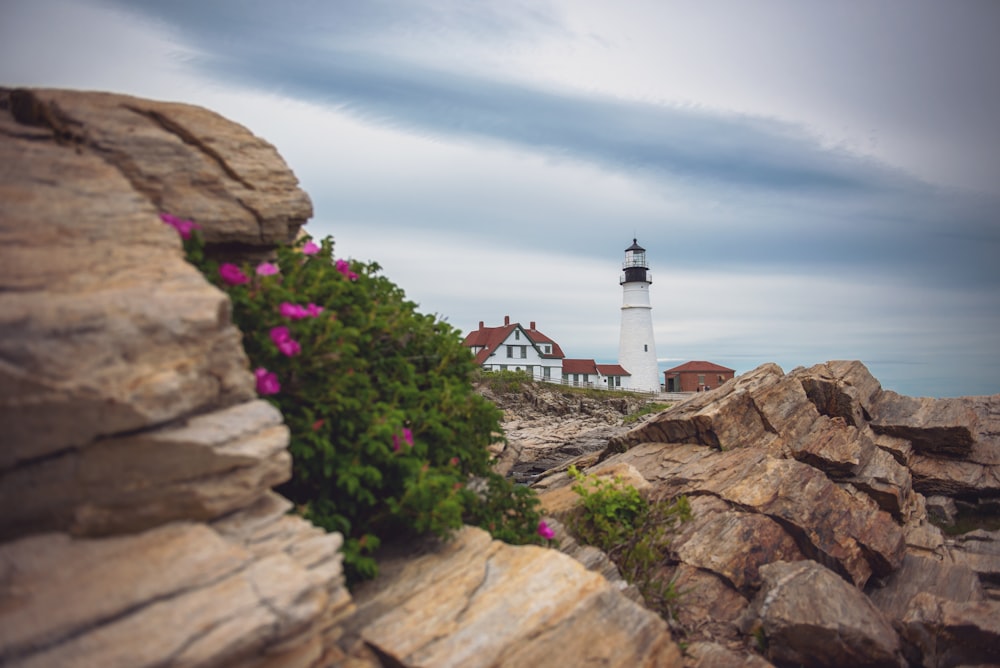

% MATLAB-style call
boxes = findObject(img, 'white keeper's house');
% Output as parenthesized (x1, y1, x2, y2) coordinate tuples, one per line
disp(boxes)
(462, 316, 634, 391)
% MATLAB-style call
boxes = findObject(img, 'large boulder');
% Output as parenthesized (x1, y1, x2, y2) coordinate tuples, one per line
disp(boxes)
(4, 87, 312, 250)
(334, 526, 683, 667)
(740, 560, 905, 668)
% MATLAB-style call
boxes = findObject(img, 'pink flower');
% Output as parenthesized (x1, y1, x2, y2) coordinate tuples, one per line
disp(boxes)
(269, 326, 301, 357)
(219, 263, 249, 285)
(280, 301, 325, 320)
(254, 368, 280, 395)
(301, 241, 320, 255)
(160, 212, 200, 240)
(279, 302, 309, 320)
(256, 262, 280, 276)
(335, 259, 359, 281)
(537, 521, 555, 540)
(392, 427, 414, 452)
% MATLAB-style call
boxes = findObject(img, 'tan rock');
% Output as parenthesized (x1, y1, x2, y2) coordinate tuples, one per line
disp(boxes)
(336, 526, 682, 667)
(683, 641, 774, 668)
(608, 363, 786, 453)
(608, 443, 905, 586)
(899, 591, 1000, 668)
(1, 400, 292, 539)
(870, 392, 981, 458)
(7, 88, 312, 248)
(0, 115, 255, 467)
(536, 461, 650, 516)
(661, 562, 750, 645)
(794, 360, 884, 427)
(741, 560, 905, 668)
(868, 552, 983, 622)
(671, 495, 806, 593)
(945, 529, 1000, 589)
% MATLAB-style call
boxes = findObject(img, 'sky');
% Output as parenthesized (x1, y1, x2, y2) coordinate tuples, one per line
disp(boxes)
(3, 0, 999, 397)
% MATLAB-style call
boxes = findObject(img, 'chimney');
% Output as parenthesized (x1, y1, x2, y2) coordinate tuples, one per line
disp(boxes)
(504, 315, 510, 326)
(530, 321, 536, 330)
(479, 321, 484, 330)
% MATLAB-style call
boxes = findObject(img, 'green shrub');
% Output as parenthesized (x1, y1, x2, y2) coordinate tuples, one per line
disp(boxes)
(566, 464, 691, 619)
(177, 227, 543, 582)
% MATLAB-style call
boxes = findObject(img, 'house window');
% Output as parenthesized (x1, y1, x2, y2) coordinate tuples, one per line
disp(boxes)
(698, 374, 705, 385)
(520, 346, 527, 358)
(615, 377, 621, 387)
(515, 330, 520, 340)
(544, 344, 551, 354)
(506, 345, 513, 358)
(526, 365, 534, 377)
(500, 365, 508, 371)
(583, 374, 590, 383)
(573, 374, 579, 382)
(543, 367, 551, 379)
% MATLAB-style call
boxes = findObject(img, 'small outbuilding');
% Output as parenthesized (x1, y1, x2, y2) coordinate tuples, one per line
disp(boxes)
(664, 361, 735, 392)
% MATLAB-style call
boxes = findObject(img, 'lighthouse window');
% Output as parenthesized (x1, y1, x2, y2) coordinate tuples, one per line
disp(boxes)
(644, 344, 648, 352)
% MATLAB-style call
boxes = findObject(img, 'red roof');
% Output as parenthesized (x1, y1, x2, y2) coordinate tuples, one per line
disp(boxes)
(562, 358, 598, 374)
(596, 364, 630, 376)
(462, 320, 565, 365)
(664, 360, 735, 374)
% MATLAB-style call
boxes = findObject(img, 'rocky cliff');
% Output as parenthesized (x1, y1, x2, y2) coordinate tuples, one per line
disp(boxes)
(0, 87, 353, 667)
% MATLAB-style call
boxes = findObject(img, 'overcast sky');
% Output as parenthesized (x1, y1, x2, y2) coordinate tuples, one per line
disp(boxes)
(3, 0, 999, 397)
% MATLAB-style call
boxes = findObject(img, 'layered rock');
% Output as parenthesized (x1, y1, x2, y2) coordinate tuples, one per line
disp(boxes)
(478, 380, 651, 480)
(4, 87, 312, 251)
(334, 526, 682, 667)
(535, 359, 999, 666)
(0, 88, 348, 667)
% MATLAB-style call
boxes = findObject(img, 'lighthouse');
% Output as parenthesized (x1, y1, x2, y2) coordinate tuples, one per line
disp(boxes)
(618, 238, 661, 392)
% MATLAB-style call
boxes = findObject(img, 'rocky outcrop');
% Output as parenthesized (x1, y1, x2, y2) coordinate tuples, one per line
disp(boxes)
(3, 88, 312, 252)
(535, 360, 1000, 666)
(2, 88, 685, 668)
(334, 526, 681, 667)
(0, 88, 348, 667)
(478, 380, 655, 480)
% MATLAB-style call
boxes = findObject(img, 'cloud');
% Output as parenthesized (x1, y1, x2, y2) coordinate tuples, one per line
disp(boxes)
(4, 0, 998, 397)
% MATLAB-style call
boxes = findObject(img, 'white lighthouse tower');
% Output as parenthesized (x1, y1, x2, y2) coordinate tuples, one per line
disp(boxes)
(618, 238, 661, 392)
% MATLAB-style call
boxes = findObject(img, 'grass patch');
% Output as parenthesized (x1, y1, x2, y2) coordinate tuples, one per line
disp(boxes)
(623, 402, 671, 424)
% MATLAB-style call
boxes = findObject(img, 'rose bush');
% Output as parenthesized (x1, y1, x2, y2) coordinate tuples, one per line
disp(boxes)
(173, 219, 542, 581)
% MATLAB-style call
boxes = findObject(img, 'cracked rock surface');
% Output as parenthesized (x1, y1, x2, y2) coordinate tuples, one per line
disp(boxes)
(0, 88, 350, 668)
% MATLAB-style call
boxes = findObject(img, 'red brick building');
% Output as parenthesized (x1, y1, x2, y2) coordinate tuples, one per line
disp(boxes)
(663, 361, 735, 392)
